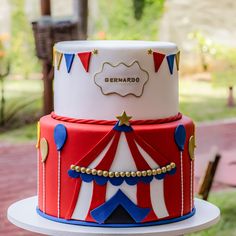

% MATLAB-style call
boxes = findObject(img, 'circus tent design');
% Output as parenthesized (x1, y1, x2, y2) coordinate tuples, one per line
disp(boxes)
(67, 111, 177, 224)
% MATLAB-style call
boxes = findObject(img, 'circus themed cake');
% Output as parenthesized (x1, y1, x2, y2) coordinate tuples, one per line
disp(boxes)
(36, 40, 196, 227)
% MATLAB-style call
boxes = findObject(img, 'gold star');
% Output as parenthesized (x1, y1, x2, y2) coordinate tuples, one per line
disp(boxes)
(93, 49, 98, 55)
(116, 111, 132, 126)
(147, 49, 153, 55)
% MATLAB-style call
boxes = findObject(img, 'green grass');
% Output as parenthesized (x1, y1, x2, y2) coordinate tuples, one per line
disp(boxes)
(0, 78, 42, 143)
(0, 78, 236, 143)
(179, 79, 236, 122)
(0, 78, 43, 127)
(188, 190, 236, 236)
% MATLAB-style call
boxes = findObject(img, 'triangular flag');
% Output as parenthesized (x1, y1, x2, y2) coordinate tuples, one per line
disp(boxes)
(55, 51, 63, 70)
(167, 54, 175, 75)
(52, 46, 55, 66)
(77, 52, 92, 72)
(153, 52, 165, 73)
(64, 54, 75, 73)
(175, 51, 180, 71)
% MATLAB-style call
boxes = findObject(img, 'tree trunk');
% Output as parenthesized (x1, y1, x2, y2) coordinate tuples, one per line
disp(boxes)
(74, 0, 88, 39)
(227, 86, 235, 107)
(41, 0, 53, 115)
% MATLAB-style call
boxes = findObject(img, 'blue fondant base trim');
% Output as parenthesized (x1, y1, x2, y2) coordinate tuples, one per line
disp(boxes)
(36, 207, 196, 228)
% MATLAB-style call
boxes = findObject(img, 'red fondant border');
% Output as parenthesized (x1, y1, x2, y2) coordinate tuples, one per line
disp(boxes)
(51, 112, 182, 125)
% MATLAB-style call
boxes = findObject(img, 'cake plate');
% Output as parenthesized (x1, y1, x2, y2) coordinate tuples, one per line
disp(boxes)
(7, 196, 220, 236)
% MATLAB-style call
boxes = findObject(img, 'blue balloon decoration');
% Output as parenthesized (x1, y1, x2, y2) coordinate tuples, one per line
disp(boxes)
(54, 124, 67, 151)
(174, 125, 186, 151)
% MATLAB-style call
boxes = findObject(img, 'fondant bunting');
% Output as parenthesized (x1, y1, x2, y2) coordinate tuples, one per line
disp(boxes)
(64, 54, 75, 73)
(55, 51, 63, 70)
(166, 54, 175, 75)
(78, 52, 92, 72)
(175, 51, 180, 71)
(36, 121, 40, 149)
(153, 52, 165, 73)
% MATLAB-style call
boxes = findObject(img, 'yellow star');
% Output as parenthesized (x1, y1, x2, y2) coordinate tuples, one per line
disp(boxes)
(116, 111, 132, 126)
(93, 49, 98, 55)
(147, 49, 153, 55)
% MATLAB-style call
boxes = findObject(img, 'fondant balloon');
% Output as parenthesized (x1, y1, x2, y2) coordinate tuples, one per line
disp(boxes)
(189, 135, 196, 160)
(174, 125, 186, 151)
(40, 138, 48, 162)
(54, 124, 67, 151)
(36, 121, 40, 148)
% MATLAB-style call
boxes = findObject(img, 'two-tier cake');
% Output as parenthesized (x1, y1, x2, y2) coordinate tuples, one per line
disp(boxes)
(36, 40, 196, 227)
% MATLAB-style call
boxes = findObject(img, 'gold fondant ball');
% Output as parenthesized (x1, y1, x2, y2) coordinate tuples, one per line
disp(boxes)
(125, 171, 131, 177)
(152, 169, 157, 175)
(109, 172, 115, 178)
(171, 162, 176, 169)
(115, 172, 120, 177)
(136, 171, 142, 177)
(166, 165, 171, 171)
(103, 171, 109, 177)
(161, 167, 167, 173)
(141, 171, 147, 176)
(131, 171, 137, 177)
(86, 168, 92, 174)
(120, 172, 126, 177)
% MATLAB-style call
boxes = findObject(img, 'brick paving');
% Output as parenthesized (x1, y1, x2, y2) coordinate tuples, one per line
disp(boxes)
(0, 143, 42, 236)
(0, 120, 236, 235)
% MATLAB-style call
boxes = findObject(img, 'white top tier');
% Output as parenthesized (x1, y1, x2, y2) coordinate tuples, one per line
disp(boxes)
(54, 40, 179, 120)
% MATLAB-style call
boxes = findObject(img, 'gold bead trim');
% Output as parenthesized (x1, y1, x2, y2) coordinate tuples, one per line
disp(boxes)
(70, 162, 176, 178)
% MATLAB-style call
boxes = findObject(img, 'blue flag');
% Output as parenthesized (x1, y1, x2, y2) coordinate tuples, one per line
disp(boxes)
(64, 54, 75, 73)
(167, 54, 175, 75)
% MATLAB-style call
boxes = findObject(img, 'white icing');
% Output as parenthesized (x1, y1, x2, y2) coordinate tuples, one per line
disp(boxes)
(135, 141, 159, 168)
(54, 40, 179, 119)
(88, 136, 114, 169)
(109, 133, 137, 172)
(71, 182, 93, 220)
(150, 179, 169, 219)
(106, 182, 137, 205)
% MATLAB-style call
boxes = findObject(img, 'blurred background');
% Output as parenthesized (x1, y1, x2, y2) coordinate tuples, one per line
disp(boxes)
(0, 0, 236, 235)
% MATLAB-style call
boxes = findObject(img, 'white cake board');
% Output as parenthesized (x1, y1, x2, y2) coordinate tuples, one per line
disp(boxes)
(7, 196, 220, 236)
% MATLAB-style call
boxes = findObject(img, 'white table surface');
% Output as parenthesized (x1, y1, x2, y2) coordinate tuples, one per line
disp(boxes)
(7, 196, 220, 236)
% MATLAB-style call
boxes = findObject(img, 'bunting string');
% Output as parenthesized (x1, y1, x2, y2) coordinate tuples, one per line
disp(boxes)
(53, 48, 180, 75)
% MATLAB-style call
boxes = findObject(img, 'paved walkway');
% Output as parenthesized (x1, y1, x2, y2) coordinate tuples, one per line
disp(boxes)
(1, 120, 236, 235)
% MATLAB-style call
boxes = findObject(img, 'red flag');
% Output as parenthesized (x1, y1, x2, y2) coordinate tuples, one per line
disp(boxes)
(153, 52, 165, 73)
(77, 52, 92, 72)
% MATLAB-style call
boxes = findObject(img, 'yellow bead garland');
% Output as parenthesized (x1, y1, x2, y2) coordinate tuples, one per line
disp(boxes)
(70, 162, 176, 178)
